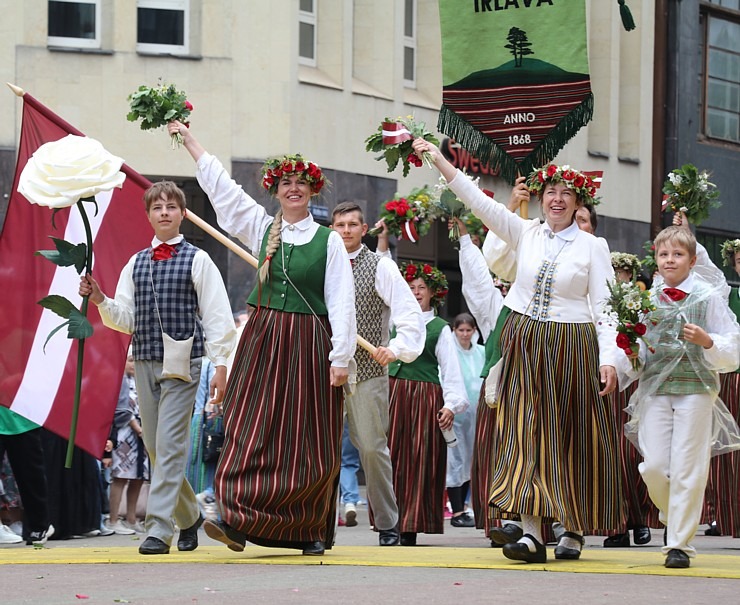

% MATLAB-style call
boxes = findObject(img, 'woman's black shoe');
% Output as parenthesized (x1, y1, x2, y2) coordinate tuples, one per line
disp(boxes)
(400, 532, 417, 546)
(502, 534, 547, 563)
(302, 541, 325, 556)
(203, 519, 247, 552)
(603, 532, 630, 548)
(633, 526, 651, 545)
(554, 531, 584, 560)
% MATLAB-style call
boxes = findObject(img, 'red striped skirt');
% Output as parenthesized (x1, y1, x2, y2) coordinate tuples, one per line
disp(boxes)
(471, 382, 495, 533)
(215, 308, 343, 548)
(604, 382, 660, 533)
(702, 372, 740, 537)
(388, 377, 447, 534)
(489, 313, 625, 531)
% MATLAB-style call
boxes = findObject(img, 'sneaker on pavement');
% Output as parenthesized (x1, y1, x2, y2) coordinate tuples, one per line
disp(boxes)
(26, 524, 54, 546)
(196, 492, 219, 522)
(344, 502, 358, 527)
(0, 524, 22, 544)
(98, 524, 115, 536)
(450, 512, 476, 528)
(121, 520, 146, 533)
(107, 520, 135, 535)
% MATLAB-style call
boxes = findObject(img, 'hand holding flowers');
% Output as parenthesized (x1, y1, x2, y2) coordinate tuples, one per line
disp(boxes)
(369, 186, 438, 242)
(127, 82, 193, 148)
(604, 279, 657, 371)
(661, 164, 721, 225)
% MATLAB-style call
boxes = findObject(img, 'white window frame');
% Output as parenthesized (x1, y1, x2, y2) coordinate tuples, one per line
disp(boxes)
(47, 0, 101, 49)
(136, 0, 190, 55)
(702, 7, 740, 144)
(403, 0, 417, 88)
(298, 0, 317, 67)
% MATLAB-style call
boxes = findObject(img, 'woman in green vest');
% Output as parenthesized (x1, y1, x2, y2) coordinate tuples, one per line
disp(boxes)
(387, 261, 468, 546)
(171, 122, 357, 556)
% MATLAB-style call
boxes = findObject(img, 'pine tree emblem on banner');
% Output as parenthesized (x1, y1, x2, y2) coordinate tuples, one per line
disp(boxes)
(437, 0, 594, 184)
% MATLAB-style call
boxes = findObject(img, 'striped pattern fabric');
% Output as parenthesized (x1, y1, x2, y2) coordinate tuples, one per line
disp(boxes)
(604, 382, 660, 534)
(441, 79, 592, 164)
(470, 382, 495, 533)
(132, 240, 204, 361)
(214, 308, 343, 548)
(702, 373, 740, 537)
(388, 377, 447, 534)
(488, 312, 625, 532)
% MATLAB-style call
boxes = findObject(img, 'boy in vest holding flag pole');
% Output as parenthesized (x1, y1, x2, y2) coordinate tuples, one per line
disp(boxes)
(330, 202, 424, 545)
(79, 181, 236, 555)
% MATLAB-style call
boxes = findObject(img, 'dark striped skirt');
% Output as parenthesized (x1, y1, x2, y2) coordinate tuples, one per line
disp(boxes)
(604, 383, 660, 534)
(471, 382, 495, 533)
(488, 312, 625, 531)
(702, 372, 740, 537)
(388, 377, 447, 534)
(215, 308, 343, 548)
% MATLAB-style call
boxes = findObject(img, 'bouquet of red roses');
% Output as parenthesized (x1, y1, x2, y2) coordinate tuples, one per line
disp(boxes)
(127, 82, 193, 148)
(369, 186, 438, 242)
(365, 116, 439, 177)
(604, 278, 656, 371)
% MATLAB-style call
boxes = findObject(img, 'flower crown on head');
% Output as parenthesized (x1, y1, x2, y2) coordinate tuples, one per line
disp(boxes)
(720, 238, 740, 268)
(526, 164, 598, 204)
(400, 261, 449, 309)
(261, 153, 328, 195)
(611, 252, 641, 275)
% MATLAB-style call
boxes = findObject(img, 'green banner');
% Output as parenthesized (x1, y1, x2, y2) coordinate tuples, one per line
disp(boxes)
(437, 0, 593, 183)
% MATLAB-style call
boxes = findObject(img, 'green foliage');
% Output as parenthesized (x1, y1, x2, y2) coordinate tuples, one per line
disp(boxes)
(127, 83, 192, 131)
(662, 164, 721, 226)
(35, 237, 88, 274)
(37, 295, 94, 350)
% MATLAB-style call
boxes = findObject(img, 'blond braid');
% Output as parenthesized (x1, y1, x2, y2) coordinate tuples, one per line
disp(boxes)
(258, 209, 283, 285)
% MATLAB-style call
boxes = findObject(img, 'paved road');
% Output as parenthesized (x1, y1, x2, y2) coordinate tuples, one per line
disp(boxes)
(2, 503, 739, 604)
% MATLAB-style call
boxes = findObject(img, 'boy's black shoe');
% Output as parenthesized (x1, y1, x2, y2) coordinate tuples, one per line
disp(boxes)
(665, 549, 690, 568)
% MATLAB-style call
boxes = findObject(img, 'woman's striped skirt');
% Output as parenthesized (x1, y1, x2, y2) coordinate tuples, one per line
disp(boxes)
(604, 382, 660, 533)
(470, 382, 495, 533)
(388, 377, 447, 534)
(215, 308, 343, 549)
(488, 312, 625, 531)
(702, 372, 740, 537)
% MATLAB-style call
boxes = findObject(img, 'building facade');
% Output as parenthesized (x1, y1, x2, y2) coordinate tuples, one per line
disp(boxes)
(0, 0, 688, 317)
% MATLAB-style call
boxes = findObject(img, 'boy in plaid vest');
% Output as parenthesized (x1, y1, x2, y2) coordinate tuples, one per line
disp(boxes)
(79, 181, 236, 555)
(620, 226, 740, 569)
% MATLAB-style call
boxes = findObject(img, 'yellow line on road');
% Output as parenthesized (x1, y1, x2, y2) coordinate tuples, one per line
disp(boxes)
(1, 545, 738, 579)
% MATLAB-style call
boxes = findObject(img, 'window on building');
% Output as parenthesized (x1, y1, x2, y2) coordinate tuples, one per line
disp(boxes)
(702, 3, 740, 144)
(298, 0, 317, 67)
(403, 0, 417, 87)
(47, 0, 100, 49)
(137, 0, 189, 54)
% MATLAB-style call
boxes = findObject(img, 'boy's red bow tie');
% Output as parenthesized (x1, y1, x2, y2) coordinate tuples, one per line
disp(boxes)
(152, 243, 177, 261)
(662, 287, 687, 302)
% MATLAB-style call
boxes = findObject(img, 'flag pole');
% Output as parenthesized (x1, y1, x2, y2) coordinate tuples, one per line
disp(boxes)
(7, 82, 24, 96)
(185, 210, 376, 356)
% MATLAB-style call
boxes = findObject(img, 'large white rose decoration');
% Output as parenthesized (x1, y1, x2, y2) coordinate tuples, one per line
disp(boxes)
(20, 134, 127, 467)
(18, 134, 126, 208)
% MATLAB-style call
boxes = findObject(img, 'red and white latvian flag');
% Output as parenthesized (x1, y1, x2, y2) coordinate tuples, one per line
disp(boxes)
(0, 91, 153, 457)
(381, 121, 413, 146)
